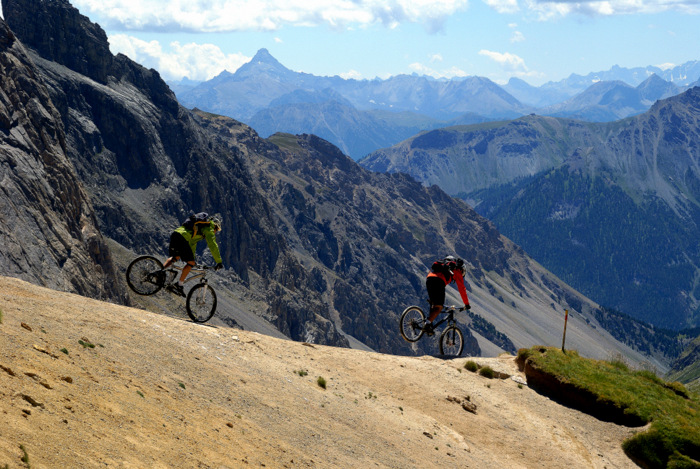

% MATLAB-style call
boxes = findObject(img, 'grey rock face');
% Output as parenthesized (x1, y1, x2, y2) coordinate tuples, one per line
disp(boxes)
(0, 18, 123, 300)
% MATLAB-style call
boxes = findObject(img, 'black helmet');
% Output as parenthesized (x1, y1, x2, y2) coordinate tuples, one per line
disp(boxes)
(444, 255, 457, 270)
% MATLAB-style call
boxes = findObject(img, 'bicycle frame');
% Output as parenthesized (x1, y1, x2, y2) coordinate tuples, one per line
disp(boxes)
(430, 307, 457, 331)
(164, 262, 209, 286)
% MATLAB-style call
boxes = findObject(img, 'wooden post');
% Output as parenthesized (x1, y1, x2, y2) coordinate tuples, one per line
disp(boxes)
(562, 309, 569, 352)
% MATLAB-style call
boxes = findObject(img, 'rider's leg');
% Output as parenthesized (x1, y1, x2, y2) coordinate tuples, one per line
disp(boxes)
(427, 304, 443, 323)
(179, 260, 196, 286)
(425, 276, 446, 326)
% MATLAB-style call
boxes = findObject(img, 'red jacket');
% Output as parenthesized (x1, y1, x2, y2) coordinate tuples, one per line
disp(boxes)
(427, 269, 470, 306)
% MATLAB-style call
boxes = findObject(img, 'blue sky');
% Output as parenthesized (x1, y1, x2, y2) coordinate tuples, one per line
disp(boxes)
(11, 1, 700, 86)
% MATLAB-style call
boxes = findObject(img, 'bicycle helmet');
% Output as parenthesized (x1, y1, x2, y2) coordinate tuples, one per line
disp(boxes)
(210, 214, 223, 232)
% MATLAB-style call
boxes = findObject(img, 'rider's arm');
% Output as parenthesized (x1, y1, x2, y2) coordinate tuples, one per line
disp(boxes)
(203, 228, 223, 265)
(453, 270, 470, 307)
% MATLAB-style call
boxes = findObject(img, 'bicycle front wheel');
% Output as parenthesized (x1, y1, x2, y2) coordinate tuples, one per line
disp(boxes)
(440, 326, 464, 357)
(400, 306, 425, 342)
(126, 256, 165, 296)
(186, 283, 217, 323)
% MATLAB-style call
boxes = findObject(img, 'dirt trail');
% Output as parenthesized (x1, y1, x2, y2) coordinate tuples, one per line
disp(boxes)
(0, 276, 640, 468)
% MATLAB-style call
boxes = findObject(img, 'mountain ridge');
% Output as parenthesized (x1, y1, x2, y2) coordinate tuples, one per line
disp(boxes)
(173, 49, 700, 160)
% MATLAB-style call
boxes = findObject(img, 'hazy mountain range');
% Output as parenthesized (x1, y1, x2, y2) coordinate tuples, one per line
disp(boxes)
(171, 49, 700, 159)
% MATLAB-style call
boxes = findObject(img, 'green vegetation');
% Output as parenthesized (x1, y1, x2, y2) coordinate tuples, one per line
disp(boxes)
(464, 360, 479, 372)
(0, 308, 3, 324)
(20, 444, 29, 467)
(268, 133, 305, 154)
(473, 167, 698, 330)
(60, 348, 68, 355)
(317, 377, 327, 389)
(78, 339, 95, 349)
(178, 382, 186, 390)
(517, 346, 700, 468)
(295, 369, 308, 377)
(137, 391, 145, 398)
(478, 366, 495, 379)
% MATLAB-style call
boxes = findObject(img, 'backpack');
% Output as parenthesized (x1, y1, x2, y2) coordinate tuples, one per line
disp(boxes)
(431, 258, 455, 275)
(182, 212, 210, 236)
(431, 256, 463, 276)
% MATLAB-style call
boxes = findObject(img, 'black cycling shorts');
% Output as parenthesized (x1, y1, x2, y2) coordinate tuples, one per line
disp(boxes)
(168, 232, 195, 263)
(426, 276, 446, 307)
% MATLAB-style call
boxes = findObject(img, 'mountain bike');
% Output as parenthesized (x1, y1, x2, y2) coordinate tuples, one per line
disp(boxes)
(399, 304, 467, 356)
(125, 255, 217, 323)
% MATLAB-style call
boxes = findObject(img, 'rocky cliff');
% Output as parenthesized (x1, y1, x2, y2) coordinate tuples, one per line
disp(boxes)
(0, 17, 123, 301)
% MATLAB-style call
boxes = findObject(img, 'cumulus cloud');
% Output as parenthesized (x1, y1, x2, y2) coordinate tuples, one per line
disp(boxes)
(478, 49, 528, 72)
(72, 0, 469, 33)
(109, 34, 250, 80)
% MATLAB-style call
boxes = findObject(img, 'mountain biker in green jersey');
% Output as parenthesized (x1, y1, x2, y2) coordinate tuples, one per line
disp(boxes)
(162, 213, 223, 296)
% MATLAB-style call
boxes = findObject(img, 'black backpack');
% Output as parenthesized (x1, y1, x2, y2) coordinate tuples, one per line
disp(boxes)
(431, 257, 462, 275)
(182, 212, 210, 236)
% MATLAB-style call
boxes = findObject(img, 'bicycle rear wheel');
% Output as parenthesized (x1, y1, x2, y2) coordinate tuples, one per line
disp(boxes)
(439, 326, 464, 356)
(186, 283, 217, 323)
(400, 306, 425, 342)
(126, 256, 165, 296)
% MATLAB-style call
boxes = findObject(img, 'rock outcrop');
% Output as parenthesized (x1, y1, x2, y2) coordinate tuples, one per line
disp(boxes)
(0, 17, 123, 300)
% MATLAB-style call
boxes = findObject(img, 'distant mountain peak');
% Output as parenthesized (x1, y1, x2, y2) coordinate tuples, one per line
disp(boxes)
(252, 48, 276, 63)
(234, 48, 292, 79)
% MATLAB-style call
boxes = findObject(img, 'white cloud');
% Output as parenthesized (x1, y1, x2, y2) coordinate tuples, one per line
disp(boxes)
(510, 30, 525, 42)
(523, 0, 700, 19)
(108, 34, 250, 80)
(430, 53, 444, 63)
(72, 0, 469, 33)
(483, 0, 519, 14)
(409, 62, 468, 78)
(478, 49, 528, 72)
(339, 69, 363, 80)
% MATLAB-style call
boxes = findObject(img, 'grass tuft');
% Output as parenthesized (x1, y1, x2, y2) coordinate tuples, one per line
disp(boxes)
(0, 308, 3, 324)
(296, 369, 308, 377)
(317, 377, 327, 389)
(78, 339, 95, 349)
(478, 366, 495, 379)
(464, 360, 479, 372)
(518, 346, 699, 469)
(20, 444, 29, 466)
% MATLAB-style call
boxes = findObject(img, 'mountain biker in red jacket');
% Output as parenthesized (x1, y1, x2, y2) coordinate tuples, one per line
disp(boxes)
(423, 256, 471, 335)
(163, 213, 223, 296)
